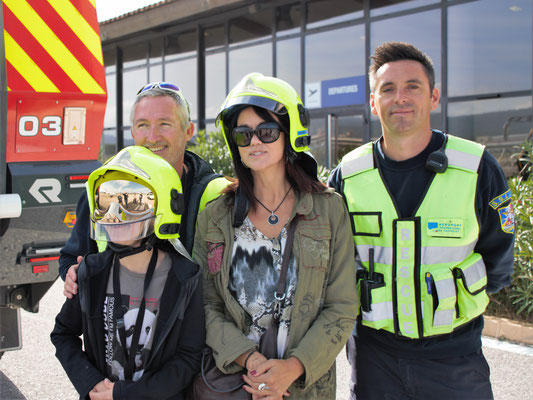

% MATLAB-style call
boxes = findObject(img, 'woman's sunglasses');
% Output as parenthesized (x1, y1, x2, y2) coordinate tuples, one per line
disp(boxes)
(232, 122, 282, 147)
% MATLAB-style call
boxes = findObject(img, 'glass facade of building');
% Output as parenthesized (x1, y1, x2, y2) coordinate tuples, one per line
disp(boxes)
(101, 0, 532, 175)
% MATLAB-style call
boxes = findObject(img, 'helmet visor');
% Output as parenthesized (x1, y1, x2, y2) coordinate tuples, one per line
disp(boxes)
(91, 180, 156, 242)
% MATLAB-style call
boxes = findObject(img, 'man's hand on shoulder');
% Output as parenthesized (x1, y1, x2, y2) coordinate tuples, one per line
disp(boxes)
(63, 255, 82, 299)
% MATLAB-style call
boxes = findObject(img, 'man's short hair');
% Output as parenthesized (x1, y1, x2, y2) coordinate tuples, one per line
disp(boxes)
(369, 42, 435, 93)
(130, 88, 190, 131)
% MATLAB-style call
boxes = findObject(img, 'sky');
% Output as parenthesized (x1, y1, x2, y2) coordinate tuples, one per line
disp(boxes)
(94, 0, 162, 22)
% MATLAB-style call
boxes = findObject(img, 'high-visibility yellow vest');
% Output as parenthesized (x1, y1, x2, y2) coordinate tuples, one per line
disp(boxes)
(341, 135, 489, 339)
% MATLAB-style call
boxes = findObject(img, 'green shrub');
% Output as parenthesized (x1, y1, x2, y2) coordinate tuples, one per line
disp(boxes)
(317, 164, 331, 184)
(189, 129, 234, 176)
(487, 138, 533, 323)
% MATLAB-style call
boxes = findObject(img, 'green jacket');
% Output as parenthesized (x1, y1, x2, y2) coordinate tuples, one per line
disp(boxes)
(193, 188, 358, 399)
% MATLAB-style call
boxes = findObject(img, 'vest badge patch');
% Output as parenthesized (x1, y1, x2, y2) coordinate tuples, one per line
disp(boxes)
(498, 203, 515, 234)
(427, 219, 464, 238)
(489, 189, 511, 209)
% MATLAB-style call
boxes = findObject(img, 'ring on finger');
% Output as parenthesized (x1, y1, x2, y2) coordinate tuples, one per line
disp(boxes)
(258, 383, 269, 391)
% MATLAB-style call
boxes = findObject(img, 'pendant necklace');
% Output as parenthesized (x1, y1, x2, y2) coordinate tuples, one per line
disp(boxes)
(255, 187, 292, 226)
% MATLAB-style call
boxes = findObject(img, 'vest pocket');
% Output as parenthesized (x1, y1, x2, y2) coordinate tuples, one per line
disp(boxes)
(453, 253, 489, 325)
(422, 268, 457, 336)
(350, 212, 382, 237)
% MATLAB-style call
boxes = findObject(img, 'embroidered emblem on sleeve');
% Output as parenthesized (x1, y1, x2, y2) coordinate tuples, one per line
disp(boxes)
(489, 189, 511, 209)
(207, 242, 224, 274)
(498, 203, 515, 234)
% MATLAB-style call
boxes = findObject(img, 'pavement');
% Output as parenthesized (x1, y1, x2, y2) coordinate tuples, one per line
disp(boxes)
(1, 279, 532, 400)
(483, 315, 533, 346)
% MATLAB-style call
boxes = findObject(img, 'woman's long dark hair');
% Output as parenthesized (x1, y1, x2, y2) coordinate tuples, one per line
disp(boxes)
(223, 105, 326, 209)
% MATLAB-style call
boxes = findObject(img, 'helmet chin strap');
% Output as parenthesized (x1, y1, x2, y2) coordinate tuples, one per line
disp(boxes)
(107, 234, 158, 258)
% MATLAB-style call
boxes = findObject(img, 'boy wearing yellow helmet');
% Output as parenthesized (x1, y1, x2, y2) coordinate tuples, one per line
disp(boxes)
(51, 146, 204, 400)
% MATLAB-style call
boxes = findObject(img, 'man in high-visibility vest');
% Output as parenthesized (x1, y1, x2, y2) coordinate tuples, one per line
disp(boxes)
(329, 42, 514, 400)
(60, 82, 229, 299)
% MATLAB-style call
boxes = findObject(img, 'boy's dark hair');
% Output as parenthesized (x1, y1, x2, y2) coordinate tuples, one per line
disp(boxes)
(369, 42, 435, 93)
(223, 106, 326, 209)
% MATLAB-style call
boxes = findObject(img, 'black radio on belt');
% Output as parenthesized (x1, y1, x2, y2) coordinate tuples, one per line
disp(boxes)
(359, 248, 385, 312)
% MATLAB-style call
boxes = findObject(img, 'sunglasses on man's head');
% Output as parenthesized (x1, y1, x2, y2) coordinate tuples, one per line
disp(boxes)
(137, 82, 181, 95)
(136, 82, 191, 117)
(232, 122, 282, 147)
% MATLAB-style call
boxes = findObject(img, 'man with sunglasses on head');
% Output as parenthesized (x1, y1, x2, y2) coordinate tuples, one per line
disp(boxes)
(60, 82, 229, 299)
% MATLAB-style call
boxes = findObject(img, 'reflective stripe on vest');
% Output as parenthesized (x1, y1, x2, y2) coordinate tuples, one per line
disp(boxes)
(341, 143, 374, 178)
(463, 258, 487, 289)
(362, 301, 394, 322)
(356, 240, 478, 266)
(395, 220, 418, 338)
(342, 134, 489, 338)
(445, 135, 484, 172)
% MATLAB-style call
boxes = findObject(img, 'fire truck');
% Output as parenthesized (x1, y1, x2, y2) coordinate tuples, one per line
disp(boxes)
(0, 0, 107, 357)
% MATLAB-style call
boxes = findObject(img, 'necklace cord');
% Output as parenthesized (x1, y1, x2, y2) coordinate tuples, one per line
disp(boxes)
(254, 187, 292, 226)
(255, 186, 292, 214)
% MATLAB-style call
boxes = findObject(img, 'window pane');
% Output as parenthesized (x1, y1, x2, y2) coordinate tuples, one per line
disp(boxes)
(334, 114, 364, 166)
(101, 128, 117, 162)
(121, 42, 147, 69)
(229, 43, 272, 88)
(103, 49, 116, 73)
(276, 38, 301, 95)
(205, 122, 217, 134)
(149, 37, 163, 64)
(123, 127, 135, 147)
(308, 116, 327, 167)
(230, 9, 272, 45)
(205, 25, 225, 50)
(306, 0, 363, 29)
(206, 52, 226, 119)
(149, 36, 163, 82)
(149, 64, 163, 83)
(122, 68, 148, 126)
(448, 97, 531, 141)
(448, 96, 532, 175)
(371, 0, 439, 17)
(165, 30, 197, 61)
(305, 25, 365, 109)
(104, 73, 116, 128)
(448, 0, 532, 96)
(276, 3, 301, 37)
(164, 57, 198, 121)
(371, 9, 441, 90)
(306, 25, 365, 82)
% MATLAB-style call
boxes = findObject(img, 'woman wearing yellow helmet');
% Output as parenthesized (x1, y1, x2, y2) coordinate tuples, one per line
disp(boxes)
(193, 73, 358, 399)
